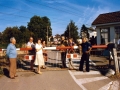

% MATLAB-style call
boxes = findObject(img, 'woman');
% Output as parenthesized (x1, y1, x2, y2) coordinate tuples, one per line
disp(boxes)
(34, 39, 45, 74)
(42, 40, 48, 62)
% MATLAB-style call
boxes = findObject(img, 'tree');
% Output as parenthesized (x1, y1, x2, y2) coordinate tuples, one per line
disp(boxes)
(19, 26, 34, 43)
(42, 16, 52, 38)
(19, 25, 27, 33)
(64, 20, 79, 42)
(0, 32, 2, 44)
(27, 15, 52, 42)
(2, 27, 22, 44)
(80, 24, 89, 38)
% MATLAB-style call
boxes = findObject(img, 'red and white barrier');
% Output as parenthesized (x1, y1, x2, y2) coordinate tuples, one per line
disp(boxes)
(66, 53, 78, 59)
(0, 45, 107, 61)
(24, 55, 35, 61)
(0, 45, 107, 51)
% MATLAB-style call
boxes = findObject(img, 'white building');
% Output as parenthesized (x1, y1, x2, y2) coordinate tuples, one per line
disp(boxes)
(92, 11, 120, 45)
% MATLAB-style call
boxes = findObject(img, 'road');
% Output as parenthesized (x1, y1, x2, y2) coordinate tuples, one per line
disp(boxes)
(0, 50, 119, 90)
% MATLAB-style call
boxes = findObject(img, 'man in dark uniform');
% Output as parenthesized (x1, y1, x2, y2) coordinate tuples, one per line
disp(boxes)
(60, 36, 68, 68)
(79, 37, 92, 72)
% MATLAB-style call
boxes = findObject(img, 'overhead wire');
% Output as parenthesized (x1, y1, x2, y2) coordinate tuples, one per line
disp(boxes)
(0, 0, 83, 32)
(0, 0, 81, 18)
(26, 0, 81, 17)
(0, 4, 72, 25)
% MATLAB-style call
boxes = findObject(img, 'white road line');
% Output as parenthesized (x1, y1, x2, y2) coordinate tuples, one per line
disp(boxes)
(77, 76, 109, 84)
(71, 71, 101, 76)
(68, 70, 116, 90)
(98, 82, 113, 90)
(68, 70, 87, 90)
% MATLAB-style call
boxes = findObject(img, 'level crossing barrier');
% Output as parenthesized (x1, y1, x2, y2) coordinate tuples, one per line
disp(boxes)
(1, 45, 117, 71)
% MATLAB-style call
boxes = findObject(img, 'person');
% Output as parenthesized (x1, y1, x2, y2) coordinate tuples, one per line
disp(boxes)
(90, 36, 96, 45)
(42, 40, 48, 62)
(60, 36, 68, 68)
(79, 37, 92, 72)
(26, 37, 35, 71)
(117, 37, 120, 50)
(117, 37, 120, 45)
(6, 37, 18, 79)
(68, 38, 75, 53)
(34, 39, 45, 74)
(101, 35, 105, 45)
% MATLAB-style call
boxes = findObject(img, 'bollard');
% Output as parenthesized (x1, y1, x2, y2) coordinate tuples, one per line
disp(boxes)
(113, 48, 119, 74)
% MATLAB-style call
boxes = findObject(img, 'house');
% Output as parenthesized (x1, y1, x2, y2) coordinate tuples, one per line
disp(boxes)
(87, 27, 97, 38)
(92, 11, 120, 45)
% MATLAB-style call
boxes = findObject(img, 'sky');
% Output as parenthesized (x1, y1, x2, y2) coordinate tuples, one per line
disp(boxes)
(0, 0, 120, 36)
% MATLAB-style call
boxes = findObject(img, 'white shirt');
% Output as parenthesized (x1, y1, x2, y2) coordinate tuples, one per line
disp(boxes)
(35, 43, 43, 54)
(27, 42, 35, 48)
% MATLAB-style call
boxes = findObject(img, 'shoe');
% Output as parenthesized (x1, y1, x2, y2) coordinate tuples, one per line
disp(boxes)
(79, 69, 83, 71)
(86, 70, 90, 72)
(38, 72, 42, 74)
(42, 66, 46, 69)
(10, 77, 15, 79)
(14, 75, 18, 77)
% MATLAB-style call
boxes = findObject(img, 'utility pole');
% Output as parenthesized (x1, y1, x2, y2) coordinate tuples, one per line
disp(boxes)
(69, 24, 70, 38)
(47, 26, 48, 46)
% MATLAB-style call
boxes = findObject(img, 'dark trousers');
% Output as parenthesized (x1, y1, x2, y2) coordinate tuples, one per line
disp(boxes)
(79, 53, 90, 71)
(61, 52, 67, 68)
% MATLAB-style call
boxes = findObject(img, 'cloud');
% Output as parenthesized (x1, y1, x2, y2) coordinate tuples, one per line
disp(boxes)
(93, 0, 113, 6)
(76, 5, 111, 28)
(41, 0, 66, 3)
(86, 6, 111, 25)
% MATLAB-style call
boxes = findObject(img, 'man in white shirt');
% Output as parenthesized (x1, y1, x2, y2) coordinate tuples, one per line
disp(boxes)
(27, 37, 35, 71)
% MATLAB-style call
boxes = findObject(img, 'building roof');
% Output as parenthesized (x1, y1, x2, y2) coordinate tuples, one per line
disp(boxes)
(92, 11, 120, 25)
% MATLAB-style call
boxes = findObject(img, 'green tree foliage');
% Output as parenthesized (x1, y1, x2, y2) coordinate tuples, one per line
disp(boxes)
(64, 20, 79, 42)
(2, 27, 22, 44)
(19, 25, 34, 43)
(28, 15, 52, 42)
(0, 15, 52, 48)
(0, 32, 2, 44)
(80, 24, 89, 38)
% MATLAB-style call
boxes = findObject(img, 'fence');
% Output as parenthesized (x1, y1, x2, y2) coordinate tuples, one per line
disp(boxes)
(0, 45, 120, 74)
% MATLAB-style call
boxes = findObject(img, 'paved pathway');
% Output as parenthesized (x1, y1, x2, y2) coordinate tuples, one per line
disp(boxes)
(0, 50, 120, 90)
(0, 70, 81, 90)
(0, 69, 119, 90)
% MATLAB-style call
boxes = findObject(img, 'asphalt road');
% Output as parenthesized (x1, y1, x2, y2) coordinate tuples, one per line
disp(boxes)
(0, 50, 120, 90)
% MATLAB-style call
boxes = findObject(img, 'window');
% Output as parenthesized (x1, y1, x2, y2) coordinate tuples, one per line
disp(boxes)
(115, 26, 120, 44)
(100, 28, 110, 44)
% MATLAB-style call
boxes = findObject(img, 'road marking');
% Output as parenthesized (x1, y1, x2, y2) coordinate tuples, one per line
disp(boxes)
(68, 70, 87, 90)
(98, 82, 113, 90)
(68, 70, 120, 90)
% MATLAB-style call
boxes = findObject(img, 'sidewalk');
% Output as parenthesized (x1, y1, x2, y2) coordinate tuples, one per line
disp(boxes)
(0, 69, 119, 90)
(0, 70, 81, 90)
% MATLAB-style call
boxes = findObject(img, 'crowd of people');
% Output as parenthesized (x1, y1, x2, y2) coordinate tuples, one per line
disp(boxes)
(6, 36, 92, 79)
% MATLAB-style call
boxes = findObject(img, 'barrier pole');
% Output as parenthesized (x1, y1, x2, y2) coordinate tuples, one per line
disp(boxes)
(0, 45, 107, 51)
(113, 48, 119, 74)
(55, 50, 59, 68)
